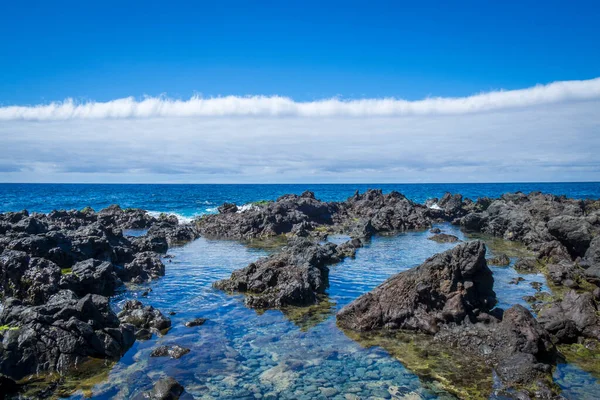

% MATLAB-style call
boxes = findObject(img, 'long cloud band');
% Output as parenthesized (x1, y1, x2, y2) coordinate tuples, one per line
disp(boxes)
(1, 77, 599, 121)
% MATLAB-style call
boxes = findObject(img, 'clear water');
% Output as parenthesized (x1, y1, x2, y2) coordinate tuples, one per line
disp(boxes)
(1, 183, 599, 398)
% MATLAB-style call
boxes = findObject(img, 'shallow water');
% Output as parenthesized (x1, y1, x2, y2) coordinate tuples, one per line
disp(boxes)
(59, 223, 600, 399)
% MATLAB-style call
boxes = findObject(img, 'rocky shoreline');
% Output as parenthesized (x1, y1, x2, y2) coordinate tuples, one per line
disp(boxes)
(1, 190, 600, 399)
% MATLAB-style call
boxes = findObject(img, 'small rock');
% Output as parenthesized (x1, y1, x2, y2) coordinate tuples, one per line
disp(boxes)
(185, 318, 207, 328)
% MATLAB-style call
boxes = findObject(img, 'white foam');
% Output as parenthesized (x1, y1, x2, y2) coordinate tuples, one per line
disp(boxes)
(147, 210, 195, 224)
(428, 203, 443, 210)
(237, 204, 258, 213)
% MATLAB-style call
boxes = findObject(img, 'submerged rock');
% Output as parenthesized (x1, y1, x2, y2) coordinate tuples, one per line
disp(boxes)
(487, 253, 510, 266)
(337, 241, 496, 333)
(184, 318, 206, 327)
(428, 233, 460, 243)
(150, 344, 190, 359)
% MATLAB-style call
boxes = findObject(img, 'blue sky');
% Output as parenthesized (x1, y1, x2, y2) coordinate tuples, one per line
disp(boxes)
(1, 0, 599, 104)
(0, 1, 599, 183)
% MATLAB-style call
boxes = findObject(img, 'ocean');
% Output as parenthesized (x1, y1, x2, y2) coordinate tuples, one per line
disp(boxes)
(2, 182, 600, 399)
(1, 182, 599, 218)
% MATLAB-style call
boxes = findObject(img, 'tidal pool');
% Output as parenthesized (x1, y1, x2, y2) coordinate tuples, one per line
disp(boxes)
(67, 224, 600, 399)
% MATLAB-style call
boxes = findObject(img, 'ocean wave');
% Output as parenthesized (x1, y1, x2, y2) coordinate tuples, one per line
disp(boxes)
(147, 211, 196, 224)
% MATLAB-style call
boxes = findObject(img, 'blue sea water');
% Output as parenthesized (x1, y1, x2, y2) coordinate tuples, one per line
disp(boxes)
(1, 183, 599, 399)
(1, 182, 599, 218)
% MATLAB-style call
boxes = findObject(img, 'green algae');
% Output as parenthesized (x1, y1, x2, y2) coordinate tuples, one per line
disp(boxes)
(251, 200, 272, 206)
(466, 232, 534, 259)
(244, 234, 289, 251)
(281, 297, 335, 331)
(558, 341, 600, 379)
(340, 329, 494, 399)
(0, 325, 18, 332)
(60, 268, 73, 275)
(17, 358, 114, 399)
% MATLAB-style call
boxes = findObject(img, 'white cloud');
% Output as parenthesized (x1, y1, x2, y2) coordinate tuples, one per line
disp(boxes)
(0, 99, 599, 183)
(1, 77, 600, 121)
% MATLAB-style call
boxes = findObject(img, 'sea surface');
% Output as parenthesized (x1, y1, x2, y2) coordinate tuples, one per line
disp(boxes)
(1, 182, 599, 219)
(1, 183, 600, 399)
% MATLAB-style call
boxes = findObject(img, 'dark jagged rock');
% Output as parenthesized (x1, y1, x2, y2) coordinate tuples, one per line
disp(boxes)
(197, 191, 336, 240)
(547, 215, 592, 258)
(184, 318, 206, 327)
(0, 250, 61, 305)
(428, 233, 460, 243)
(337, 241, 496, 334)
(122, 252, 165, 283)
(0, 205, 197, 383)
(218, 202, 238, 214)
(0, 290, 135, 380)
(339, 189, 431, 234)
(117, 300, 171, 337)
(455, 192, 599, 264)
(430, 227, 442, 234)
(59, 259, 122, 296)
(214, 237, 358, 308)
(538, 290, 600, 344)
(150, 344, 190, 359)
(197, 189, 432, 241)
(487, 253, 510, 266)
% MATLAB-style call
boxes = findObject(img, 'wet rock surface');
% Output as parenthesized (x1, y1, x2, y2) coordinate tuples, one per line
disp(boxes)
(213, 237, 360, 308)
(337, 241, 496, 333)
(0, 290, 135, 380)
(0, 206, 197, 384)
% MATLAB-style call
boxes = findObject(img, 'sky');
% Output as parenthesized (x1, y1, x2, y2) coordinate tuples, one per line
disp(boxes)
(0, 1, 599, 183)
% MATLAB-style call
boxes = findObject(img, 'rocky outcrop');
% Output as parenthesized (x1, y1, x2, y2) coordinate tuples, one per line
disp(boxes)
(338, 190, 432, 233)
(0, 206, 196, 383)
(0, 290, 135, 380)
(337, 240, 558, 395)
(197, 189, 433, 241)
(197, 191, 337, 240)
(337, 241, 496, 333)
(214, 237, 360, 308)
